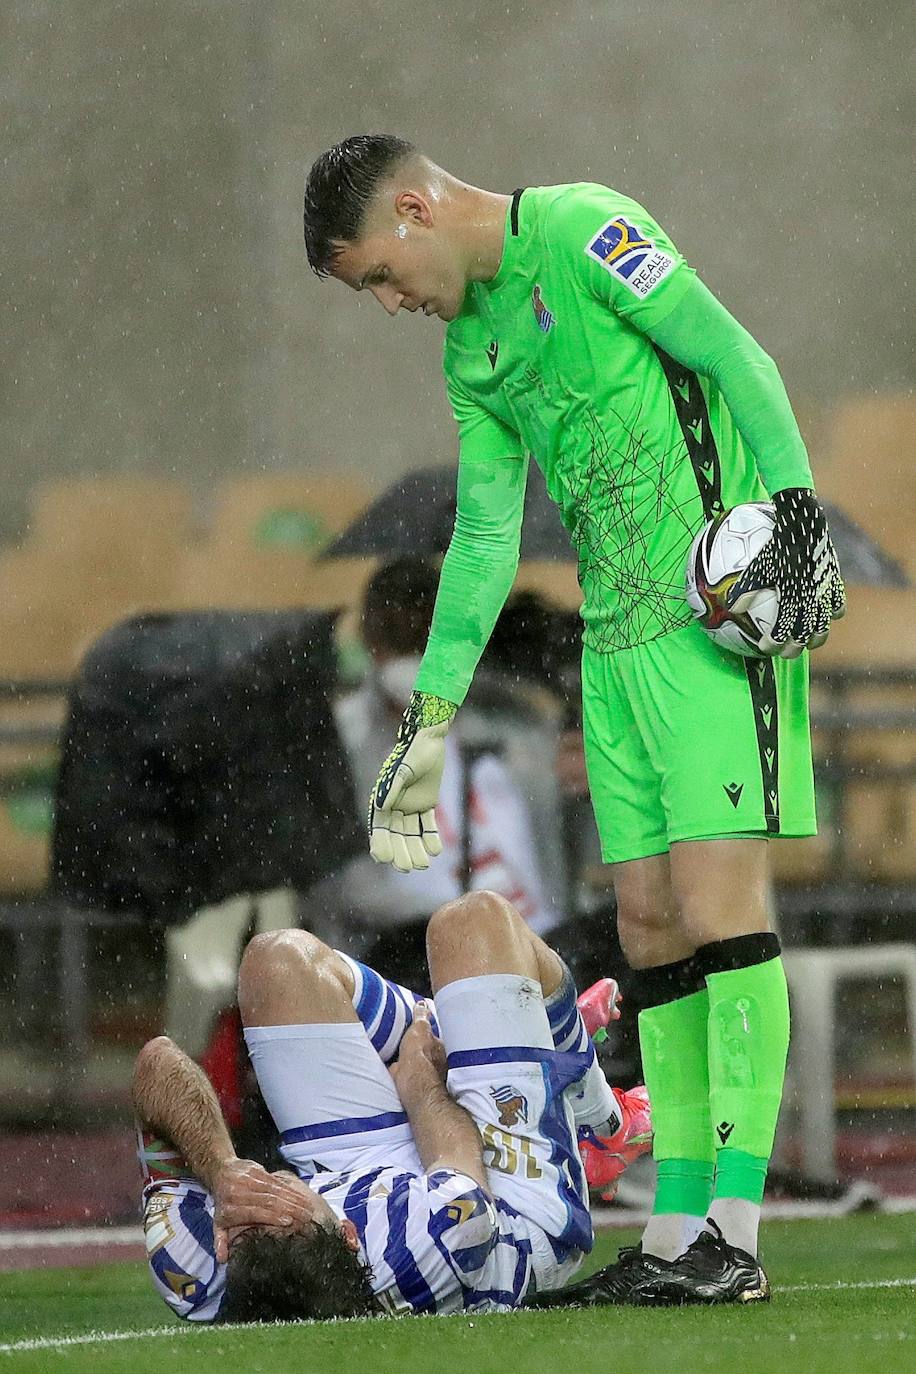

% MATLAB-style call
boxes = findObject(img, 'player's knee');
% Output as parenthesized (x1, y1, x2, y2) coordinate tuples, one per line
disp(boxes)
(238, 929, 333, 1003)
(427, 890, 520, 957)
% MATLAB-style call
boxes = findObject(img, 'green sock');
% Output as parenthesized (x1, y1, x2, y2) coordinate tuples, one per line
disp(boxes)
(713, 1149, 769, 1205)
(706, 955, 790, 1203)
(638, 989, 715, 1216)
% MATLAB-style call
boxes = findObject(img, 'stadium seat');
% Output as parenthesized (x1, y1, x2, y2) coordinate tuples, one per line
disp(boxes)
(0, 802, 50, 894)
(209, 473, 372, 556)
(0, 550, 83, 678)
(818, 393, 916, 578)
(31, 477, 193, 554)
(814, 587, 916, 669)
(179, 546, 373, 612)
(783, 944, 916, 1180)
(840, 779, 916, 882)
(513, 561, 583, 610)
(768, 834, 833, 885)
(6, 479, 193, 660)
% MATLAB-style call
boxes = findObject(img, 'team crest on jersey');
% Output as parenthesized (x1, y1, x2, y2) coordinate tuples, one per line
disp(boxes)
(585, 216, 676, 298)
(490, 1084, 529, 1127)
(531, 285, 555, 332)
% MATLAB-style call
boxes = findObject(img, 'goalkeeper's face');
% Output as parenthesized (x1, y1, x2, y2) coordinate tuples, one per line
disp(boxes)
(330, 199, 468, 323)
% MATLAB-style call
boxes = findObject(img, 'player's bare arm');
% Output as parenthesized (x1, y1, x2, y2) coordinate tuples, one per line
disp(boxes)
(390, 1003, 491, 1194)
(132, 1036, 317, 1260)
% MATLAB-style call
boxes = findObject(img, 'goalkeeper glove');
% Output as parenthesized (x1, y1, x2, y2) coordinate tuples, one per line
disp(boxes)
(369, 690, 458, 872)
(728, 487, 846, 658)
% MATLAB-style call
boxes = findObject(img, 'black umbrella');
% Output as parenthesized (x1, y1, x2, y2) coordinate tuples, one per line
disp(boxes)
(321, 464, 570, 562)
(53, 610, 362, 925)
(321, 464, 907, 586)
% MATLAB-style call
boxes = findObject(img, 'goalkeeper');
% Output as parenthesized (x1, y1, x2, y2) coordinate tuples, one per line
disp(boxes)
(302, 136, 845, 1306)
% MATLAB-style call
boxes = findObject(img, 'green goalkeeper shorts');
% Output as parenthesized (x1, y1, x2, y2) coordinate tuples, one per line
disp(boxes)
(581, 622, 816, 864)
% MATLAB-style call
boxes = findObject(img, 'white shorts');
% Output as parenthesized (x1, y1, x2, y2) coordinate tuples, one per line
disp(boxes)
(244, 966, 593, 1277)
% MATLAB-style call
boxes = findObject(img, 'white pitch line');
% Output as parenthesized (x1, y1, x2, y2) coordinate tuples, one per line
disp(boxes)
(1, 1279, 914, 1355)
(0, 1316, 373, 1356)
(0, 1226, 143, 1250)
(593, 1195, 916, 1227)
(780, 1277, 916, 1293)
(2, 1198, 912, 1248)
(0, 1322, 258, 1355)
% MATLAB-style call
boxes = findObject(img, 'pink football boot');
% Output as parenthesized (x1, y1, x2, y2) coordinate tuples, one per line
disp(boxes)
(575, 976, 622, 1041)
(574, 978, 652, 1199)
(578, 1085, 653, 1199)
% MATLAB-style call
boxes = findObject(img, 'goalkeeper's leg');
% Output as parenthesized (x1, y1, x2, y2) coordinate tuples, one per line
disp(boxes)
(671, 838, 789, 1261)
(615, 858, 715, 1262)
(619, 840, 789, 1265)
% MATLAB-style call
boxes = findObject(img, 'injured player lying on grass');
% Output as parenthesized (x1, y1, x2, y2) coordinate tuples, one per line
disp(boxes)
(132, 891, 651, 1322)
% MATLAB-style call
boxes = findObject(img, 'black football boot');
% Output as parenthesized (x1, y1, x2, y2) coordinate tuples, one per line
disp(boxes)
(524, 1246, 678, 1308)
(632, 1220, 770, 1305)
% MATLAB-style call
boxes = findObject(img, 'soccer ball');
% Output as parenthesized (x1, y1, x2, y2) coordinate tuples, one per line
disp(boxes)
(685, 503, 778, 658)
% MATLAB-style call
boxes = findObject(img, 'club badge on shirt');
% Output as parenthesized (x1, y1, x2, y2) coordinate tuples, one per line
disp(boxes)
(491, 1084, 529, 1127)
(585, 216, 676, 298)
(532, 285, 556, 332)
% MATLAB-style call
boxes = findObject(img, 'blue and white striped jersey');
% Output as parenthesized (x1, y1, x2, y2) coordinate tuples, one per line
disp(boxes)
(141, 1161, 561, 1320)
(141, 957, 600, 1321)
(311, 1165, 544, 1314)
(142, 1178, 226, 1322)
(142, 1165, 552, 1313)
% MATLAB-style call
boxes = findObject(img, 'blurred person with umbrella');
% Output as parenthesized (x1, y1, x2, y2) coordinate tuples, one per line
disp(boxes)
(302, 135, 847, 1306)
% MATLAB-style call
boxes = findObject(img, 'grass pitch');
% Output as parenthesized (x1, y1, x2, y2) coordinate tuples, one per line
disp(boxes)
(1, 1215, 914, 1373)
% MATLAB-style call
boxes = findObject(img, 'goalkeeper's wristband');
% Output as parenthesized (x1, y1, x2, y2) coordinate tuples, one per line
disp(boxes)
(403, 690, 459, 733)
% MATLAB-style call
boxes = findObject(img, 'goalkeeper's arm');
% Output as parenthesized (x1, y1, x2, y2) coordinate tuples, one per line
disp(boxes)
(644, 274, 813, 497)
(369, 451, 528, 871)
(415, 450, 530, 704)
(644, 278, 845, 653)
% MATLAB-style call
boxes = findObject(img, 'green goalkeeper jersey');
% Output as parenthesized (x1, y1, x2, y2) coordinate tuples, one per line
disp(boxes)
(416, 182, 813, 704)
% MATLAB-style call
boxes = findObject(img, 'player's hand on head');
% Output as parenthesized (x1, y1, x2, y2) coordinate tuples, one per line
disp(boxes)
(212, 1158, 312, 1260)
(368, 690, 456, 869)
(729, 488, 846, 658)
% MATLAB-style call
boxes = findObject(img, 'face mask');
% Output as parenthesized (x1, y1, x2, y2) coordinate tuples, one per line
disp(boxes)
(376, 654, 423, 707)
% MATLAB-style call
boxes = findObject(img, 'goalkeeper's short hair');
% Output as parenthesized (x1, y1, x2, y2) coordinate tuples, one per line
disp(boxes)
(219, 1222, 378, 1323)
(304, 134, 416, 277)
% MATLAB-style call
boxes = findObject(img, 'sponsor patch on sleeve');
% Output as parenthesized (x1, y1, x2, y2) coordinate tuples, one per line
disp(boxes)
(585, 216, 677, 298)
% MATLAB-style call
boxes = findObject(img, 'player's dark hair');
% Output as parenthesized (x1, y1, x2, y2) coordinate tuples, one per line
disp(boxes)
(361, 556, 439, 656)
(303, 134, 417, 277)
(219, 1223, 379, 1323)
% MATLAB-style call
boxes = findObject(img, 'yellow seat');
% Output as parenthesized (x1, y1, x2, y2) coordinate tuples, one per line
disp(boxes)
(769, 834, 833, 885)
(513, 561, 583, 611)
(813, 587, 916, 670)
(210, 474, 372, 556)
(0, 549, 83, 677)
(840, 779, 916, 882)
(32, 477, 193, 554)
(0, 803, 49, 895)
(179, 547, 373, 612)
(818, 394, 916, 578)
